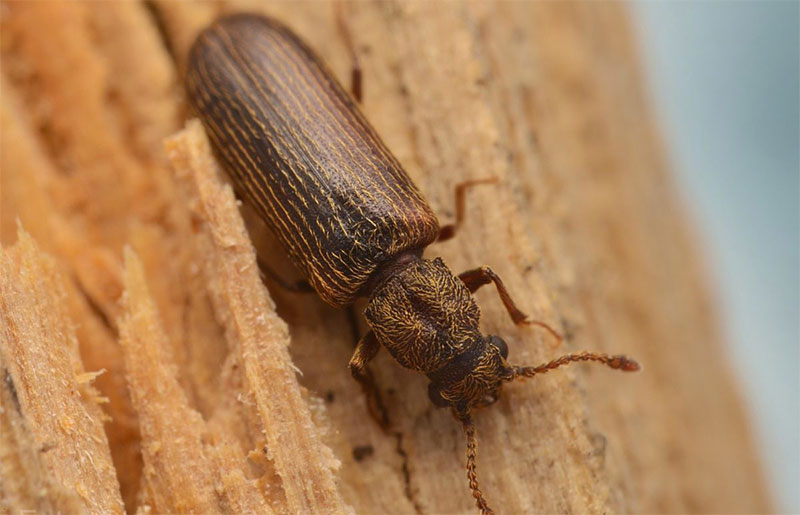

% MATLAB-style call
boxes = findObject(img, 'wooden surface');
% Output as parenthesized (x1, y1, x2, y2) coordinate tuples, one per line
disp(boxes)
(0, 2, 771, 514)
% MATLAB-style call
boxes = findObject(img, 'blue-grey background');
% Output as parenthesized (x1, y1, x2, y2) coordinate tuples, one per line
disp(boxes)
(632, 2, 799, 512)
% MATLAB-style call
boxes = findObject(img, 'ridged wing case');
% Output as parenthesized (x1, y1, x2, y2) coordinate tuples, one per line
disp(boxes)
(186, 15, 439, 306)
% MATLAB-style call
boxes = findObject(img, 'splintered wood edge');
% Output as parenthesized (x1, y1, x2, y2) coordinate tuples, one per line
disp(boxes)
(1, 69, 145, 510)
(117, 247, 222, 513)
(117, 247, 274, 513)
(164, 120, 349, 515)
(0, 228, 124, 514)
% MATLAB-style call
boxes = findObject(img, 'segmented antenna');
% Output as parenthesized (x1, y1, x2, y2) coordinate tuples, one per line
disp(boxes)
(514, 352, 640, 379)
(460, 414, 495, 515)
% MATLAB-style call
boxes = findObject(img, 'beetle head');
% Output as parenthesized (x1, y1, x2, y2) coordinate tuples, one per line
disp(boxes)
(427, 334, 516, 414)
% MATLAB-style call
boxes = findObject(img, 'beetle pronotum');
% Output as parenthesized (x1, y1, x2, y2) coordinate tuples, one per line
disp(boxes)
(186, 13, 639, 514)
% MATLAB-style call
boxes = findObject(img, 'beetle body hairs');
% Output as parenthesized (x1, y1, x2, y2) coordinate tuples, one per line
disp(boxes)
(186, 13, 640, 514)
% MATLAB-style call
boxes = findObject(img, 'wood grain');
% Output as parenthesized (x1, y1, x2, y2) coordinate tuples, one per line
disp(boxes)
(1, 230, 124, 514)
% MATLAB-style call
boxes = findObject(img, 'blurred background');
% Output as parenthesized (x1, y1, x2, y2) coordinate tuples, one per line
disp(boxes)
(633, 2, 799, 512)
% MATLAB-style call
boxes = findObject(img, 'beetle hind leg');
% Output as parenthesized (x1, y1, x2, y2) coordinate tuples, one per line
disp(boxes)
(334, 1, 362, 102)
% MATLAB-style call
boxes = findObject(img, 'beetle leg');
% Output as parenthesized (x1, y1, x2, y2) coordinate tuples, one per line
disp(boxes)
(349, 331, 390, 428)
(437, 177, 499, 242)
(458, 266, 562, 342)
(334, 1, 362, 103)
(458, 266, 527, 323)
(349, 331, 379, 379)
(256, 255, 314, 293)
(349, 54, 362, 103)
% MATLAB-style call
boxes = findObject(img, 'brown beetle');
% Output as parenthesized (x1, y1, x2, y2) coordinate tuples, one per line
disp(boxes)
(186, 13, 639, 514)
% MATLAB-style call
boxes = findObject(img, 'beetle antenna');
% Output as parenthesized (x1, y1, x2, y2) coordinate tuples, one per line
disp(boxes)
(459, 413, 495, 515)
(513, 352, 640, 380)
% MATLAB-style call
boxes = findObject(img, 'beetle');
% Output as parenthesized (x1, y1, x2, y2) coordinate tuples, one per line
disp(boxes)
(186, 13, 639, 514)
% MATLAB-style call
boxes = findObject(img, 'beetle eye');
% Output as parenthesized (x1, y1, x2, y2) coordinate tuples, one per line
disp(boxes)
(490, 335, 508, 359)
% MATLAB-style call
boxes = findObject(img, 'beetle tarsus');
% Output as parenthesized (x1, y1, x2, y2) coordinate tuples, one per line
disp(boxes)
(520, 318, 563, 344)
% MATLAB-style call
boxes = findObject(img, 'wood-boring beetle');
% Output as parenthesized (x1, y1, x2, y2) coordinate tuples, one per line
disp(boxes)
(186, 13, 640, 514)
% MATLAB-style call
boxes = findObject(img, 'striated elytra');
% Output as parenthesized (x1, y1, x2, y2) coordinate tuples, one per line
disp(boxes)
(186, 13, 639, 514)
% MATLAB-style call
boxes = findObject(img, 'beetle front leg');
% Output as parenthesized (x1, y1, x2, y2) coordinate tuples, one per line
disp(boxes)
(349, 331, 380, 380)
(458, 266, 562, 342)
(458, 266, 528, 324)
(349, 331, 390, 428)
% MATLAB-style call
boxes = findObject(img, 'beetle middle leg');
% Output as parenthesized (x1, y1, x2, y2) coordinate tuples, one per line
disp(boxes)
(438, 177, 499, 242)
(257, 255, 314, 293)
(458, 266, 562, 342)
(349, 331, 390, 428)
